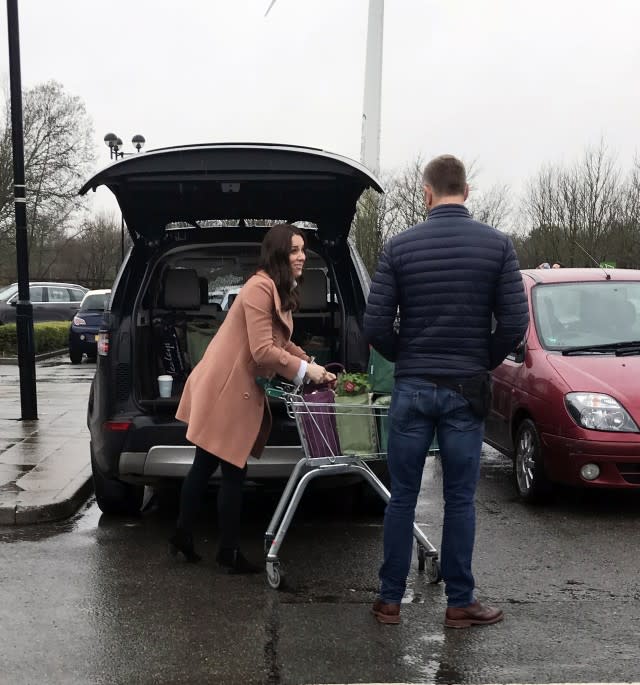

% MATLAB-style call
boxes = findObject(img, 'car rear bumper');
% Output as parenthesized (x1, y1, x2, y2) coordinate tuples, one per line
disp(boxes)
(70, 330, 99, 352)
(119, 444, 305, 482)
(541, 433, 640, 487)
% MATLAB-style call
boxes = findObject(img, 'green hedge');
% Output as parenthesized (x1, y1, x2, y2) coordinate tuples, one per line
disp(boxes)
(0, 321, 70, 357)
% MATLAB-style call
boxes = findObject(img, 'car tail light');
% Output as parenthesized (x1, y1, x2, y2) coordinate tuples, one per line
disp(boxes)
(103, 420, 132, 432)
(97, 331, 109, 356)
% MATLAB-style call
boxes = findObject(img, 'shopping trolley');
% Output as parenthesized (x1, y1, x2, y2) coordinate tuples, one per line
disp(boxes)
(259, 379, 441, 590)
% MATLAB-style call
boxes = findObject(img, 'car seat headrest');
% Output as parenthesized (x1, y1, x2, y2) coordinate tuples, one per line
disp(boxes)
(162, 268, 201, 310)
(299, 270, 328, 310)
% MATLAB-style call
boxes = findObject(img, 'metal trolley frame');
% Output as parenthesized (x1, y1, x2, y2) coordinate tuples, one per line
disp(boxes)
(260, 380, 441, 590)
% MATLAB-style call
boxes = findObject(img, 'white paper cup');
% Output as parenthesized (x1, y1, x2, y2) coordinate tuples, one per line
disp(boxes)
(158, 375, 173, 398)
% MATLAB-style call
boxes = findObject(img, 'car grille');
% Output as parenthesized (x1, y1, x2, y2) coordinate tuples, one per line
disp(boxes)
(616, 463, 640, 485)
(116, 363, 130, 401)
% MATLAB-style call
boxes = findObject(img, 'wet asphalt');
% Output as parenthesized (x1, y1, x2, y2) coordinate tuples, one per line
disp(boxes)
(1, 360, 639, 684)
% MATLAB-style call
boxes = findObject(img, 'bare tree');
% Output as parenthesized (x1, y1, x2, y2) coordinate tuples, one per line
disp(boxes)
(609, 155, 640, 268)
(0, 80, 95, 281)
(58, 212, 123, 288)
(351, 185, 395, 275)
(520, 142, 626, 267)
(468, 183, 511, 229)
(386, 155, 428, 233)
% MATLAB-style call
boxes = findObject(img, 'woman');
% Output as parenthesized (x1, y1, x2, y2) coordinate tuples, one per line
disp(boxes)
(169, 223, 336, 573)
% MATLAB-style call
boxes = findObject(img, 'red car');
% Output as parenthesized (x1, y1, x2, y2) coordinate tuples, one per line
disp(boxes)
(485, 268, 640, 501)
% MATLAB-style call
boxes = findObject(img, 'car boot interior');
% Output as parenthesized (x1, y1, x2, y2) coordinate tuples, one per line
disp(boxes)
(132, 239, 364, 408)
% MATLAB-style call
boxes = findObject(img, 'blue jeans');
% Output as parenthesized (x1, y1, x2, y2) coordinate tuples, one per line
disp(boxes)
(379, 377, 484, 607)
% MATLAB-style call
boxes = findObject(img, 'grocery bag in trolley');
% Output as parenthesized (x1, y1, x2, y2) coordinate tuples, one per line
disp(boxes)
(368, 346, 395, 394)
(335, 392, 379, 457)
(297, 386, 341, 458)
(372, 394, 392, 452)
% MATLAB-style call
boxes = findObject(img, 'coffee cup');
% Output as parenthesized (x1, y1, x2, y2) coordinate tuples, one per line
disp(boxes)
(158, 374, 173, 398)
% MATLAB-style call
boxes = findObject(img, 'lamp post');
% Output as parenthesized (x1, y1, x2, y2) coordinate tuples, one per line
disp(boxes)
(6, 0, 37, 419)
(103, 133, 146, 261)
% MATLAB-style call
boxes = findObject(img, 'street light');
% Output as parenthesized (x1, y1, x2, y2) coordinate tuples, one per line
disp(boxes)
(103, 133, 146, 259)
(104, 132, 145, 160)
(7, 0, 37, 419)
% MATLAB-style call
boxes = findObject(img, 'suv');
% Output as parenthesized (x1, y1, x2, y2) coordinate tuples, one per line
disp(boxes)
(0, 281, 88, 324)
(81, 143, 383, 514)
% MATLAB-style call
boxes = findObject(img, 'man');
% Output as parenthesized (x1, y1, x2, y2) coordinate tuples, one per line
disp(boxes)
(364, 155, 529, 628)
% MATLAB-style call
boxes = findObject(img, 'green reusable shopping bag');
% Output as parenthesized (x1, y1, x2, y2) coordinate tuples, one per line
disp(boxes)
(186, 320, 221, 368)
(372, 394, 392, 453)
(335, 393, 379, 457)
(368, 347, 395, 394)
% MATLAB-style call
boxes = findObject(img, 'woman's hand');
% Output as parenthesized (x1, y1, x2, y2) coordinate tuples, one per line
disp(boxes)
(305, 363, 337, 385)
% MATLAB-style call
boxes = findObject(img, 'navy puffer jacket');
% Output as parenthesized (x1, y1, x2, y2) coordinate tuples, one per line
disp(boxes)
(363, 204, 529, 379)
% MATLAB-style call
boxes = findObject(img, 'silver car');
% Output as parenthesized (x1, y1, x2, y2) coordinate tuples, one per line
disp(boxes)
(0, 281, 88, 324)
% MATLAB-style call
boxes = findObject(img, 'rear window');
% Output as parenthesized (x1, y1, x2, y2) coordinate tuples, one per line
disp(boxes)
(81, 293, 109, 311)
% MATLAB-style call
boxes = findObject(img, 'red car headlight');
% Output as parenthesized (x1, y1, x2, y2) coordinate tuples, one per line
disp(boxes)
(565, 392, 639, 432)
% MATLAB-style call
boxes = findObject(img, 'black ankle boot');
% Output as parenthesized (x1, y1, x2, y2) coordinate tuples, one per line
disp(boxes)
(216, 548, 262, 574)
(168, 529, 202, 563)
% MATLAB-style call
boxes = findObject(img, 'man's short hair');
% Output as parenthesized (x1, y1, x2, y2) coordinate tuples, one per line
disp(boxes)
(422, 155, 467, 196)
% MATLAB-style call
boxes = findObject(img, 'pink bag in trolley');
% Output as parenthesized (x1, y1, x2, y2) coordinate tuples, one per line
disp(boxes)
(296, 385, 341, 457)
(295, 363, 344, 458)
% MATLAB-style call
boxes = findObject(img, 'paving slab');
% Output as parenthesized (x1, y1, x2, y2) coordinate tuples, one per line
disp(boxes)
(0, 356, 94, 525)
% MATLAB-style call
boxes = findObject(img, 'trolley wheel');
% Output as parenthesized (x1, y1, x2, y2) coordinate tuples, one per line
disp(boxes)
(266, 560, 282, 590)
(425, 557, 442, 584)
(264, 534, 274, 555)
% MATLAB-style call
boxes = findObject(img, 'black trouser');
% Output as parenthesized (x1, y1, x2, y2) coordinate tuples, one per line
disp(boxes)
(176, 445, 247, 550)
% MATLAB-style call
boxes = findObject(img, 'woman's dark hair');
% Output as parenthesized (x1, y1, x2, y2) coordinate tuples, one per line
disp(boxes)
(257, 223, 306, 311)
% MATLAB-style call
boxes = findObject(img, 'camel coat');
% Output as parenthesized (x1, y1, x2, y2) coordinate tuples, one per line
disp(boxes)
(175, 270, 308, 468)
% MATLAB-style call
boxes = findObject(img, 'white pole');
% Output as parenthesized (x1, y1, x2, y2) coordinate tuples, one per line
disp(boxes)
(360, 0, 384, 176)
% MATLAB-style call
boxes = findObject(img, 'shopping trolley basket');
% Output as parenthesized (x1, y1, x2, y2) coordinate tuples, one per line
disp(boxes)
(259, 378, 441, 590)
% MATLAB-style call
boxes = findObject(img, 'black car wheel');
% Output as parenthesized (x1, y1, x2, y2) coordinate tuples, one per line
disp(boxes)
(91, 448, 144, 516)
(69, 348, 83, 364)
(513, 418, 552, 503)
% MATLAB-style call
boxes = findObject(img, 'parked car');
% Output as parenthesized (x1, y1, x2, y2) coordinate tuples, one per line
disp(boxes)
(0, 281, 88, 324)
(484, 267, 640, 502)
(80, 143, 383, 515)
(68, 289, 111, 364)
(207, 286, 242, 310)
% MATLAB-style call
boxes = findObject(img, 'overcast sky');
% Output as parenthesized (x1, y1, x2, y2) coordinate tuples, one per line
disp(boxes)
(1, 0, 639, 217)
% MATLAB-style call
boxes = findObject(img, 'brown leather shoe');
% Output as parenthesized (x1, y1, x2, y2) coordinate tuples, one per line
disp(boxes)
(445, 601, 504, 629)
(371, 598, 401, 625)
